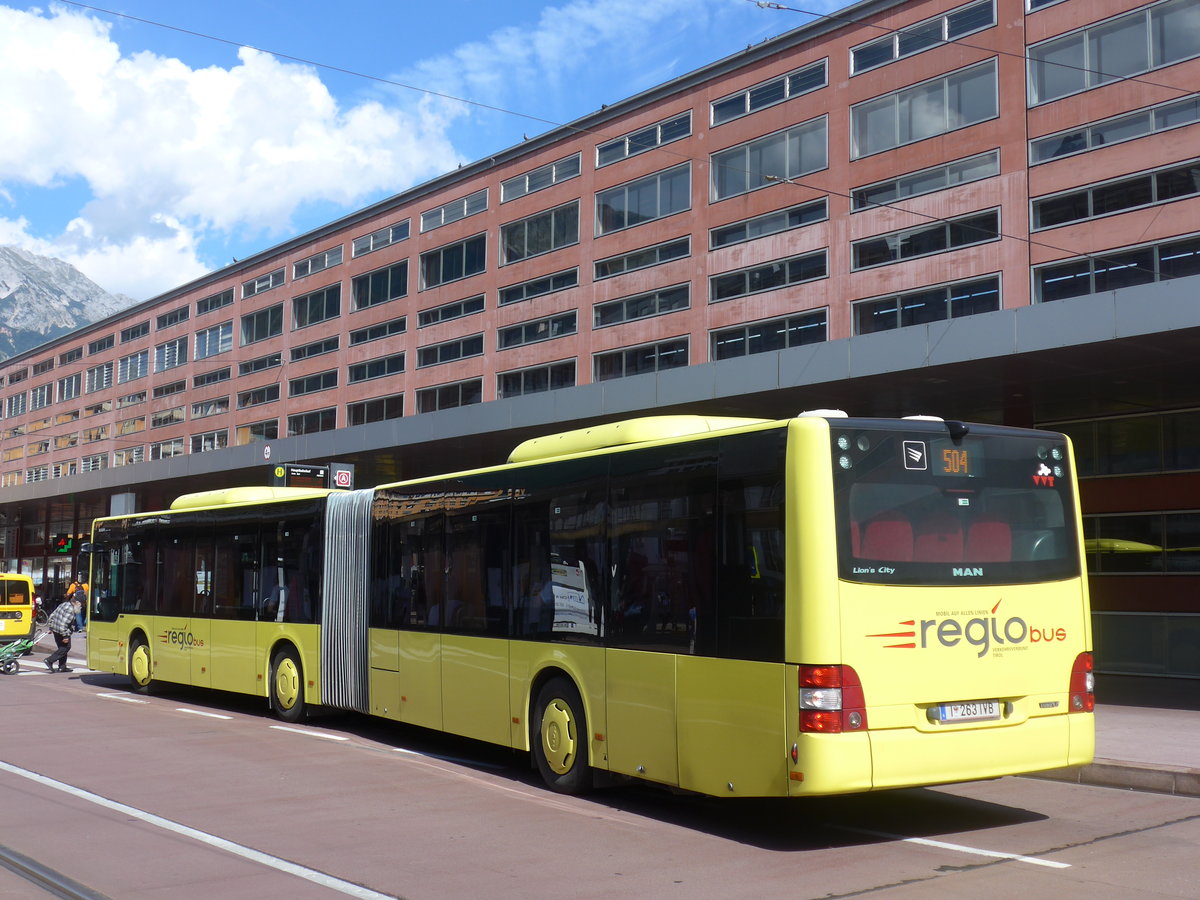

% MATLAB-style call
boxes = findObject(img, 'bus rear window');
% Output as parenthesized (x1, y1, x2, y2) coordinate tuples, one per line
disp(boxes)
(832, 423, 1080, 586)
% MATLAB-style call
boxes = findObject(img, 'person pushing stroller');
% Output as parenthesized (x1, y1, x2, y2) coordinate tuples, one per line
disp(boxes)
(44, 597, 81, 673)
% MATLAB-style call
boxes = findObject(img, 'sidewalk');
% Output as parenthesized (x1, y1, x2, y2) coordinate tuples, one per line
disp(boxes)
(1031, 675, 1200, 797)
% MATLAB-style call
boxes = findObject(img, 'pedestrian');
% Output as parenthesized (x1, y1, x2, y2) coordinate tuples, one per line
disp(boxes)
(45, 597, 80, 673)
(73, 580, 88, 633)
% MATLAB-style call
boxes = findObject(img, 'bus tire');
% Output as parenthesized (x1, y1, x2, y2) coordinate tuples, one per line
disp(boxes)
(129, 636, 153, 694)
(532, 677, 590, 794)
(270, 648, 306, 723)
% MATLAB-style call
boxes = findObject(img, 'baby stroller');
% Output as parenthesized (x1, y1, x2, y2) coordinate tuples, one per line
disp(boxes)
(0, 634, 39, 675)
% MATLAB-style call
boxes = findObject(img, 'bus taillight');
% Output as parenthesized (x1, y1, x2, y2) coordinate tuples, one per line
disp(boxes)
(799, 665, 868, 733)
(1069, 651, 1094, 712)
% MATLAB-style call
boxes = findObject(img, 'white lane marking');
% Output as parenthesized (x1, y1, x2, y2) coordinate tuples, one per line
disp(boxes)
(270, 725, 349, 741)
(842, 826, 1071, 869)
(0, 759, 399, 899)
(177, 708, 233, 720)
(96, 692, 150, 704)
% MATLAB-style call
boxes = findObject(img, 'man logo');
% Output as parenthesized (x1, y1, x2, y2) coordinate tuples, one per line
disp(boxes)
(902, 440, 928, 470)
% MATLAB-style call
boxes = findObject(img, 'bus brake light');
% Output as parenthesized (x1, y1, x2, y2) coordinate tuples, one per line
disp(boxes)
(800, 665, 868, 733)
(1069, 651, 1094, 712)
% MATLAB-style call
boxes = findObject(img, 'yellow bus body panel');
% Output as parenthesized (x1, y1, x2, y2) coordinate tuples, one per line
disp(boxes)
(0, 573, 35, 642)
(508, 642, 606, 766)
(442, 634, 510, 746)
(209, 619, 260, 693)
(605, 648, 677, 785)
(369, 627, 401, 720)
(677, 657, 788, 796)
(398, 630, 442, 730)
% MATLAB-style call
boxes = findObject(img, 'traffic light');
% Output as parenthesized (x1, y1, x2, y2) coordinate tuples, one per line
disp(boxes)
(52, 533, 74, 554)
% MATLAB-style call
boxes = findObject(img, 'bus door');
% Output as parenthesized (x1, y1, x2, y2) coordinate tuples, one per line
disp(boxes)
(206, 527, 259, 692)
(156, 533, 208, 686)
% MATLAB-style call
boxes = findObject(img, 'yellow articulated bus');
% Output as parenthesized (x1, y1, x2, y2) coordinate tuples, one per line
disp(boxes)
(86, 412, 1094, 797)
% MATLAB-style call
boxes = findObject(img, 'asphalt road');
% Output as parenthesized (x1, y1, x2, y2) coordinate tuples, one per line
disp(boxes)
(2, 650, 1199, 899)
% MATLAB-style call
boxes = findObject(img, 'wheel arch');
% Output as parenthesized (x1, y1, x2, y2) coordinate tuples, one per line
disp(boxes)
(526, 664, 591, 766)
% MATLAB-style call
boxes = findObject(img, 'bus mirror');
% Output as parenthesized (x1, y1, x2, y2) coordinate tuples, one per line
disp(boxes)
(78, 542, 101, 554)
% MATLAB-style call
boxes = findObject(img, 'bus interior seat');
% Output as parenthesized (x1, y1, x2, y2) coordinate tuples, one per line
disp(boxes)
(914, 512, 964, 562)
(965, 519, 1013, 562)
(860, 513, 914, 561)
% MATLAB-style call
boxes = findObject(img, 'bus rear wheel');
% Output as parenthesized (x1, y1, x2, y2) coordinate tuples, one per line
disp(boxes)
(270, 649, 306, 723)
(532, 677, 590, 794)
(129, 636, 153, 694)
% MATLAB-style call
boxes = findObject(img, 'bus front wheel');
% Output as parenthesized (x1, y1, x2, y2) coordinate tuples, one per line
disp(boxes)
(129, 636, 153, 694)
(270, 649, 306, 723)
(532, 677, 590, 794)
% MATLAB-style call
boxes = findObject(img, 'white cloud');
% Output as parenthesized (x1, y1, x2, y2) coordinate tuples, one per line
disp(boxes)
(0, 5, 464, 298)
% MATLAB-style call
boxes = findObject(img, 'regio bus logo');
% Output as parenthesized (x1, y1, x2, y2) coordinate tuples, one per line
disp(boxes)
(867, 600, 1066, 657)
(159, 629, 204, 648)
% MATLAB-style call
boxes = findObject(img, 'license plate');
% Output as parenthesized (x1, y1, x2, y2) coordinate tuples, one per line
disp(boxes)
(937, 700, 1000, 722)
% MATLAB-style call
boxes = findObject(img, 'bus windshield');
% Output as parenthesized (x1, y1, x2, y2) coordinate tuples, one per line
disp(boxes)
(832, 422, 1080, 586)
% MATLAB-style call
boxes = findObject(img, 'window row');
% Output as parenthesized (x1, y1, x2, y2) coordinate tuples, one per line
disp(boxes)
(1032, 160, 1200, 230)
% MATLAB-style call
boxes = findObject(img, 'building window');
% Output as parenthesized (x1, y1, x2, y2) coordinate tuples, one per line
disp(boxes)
(150, 438, 184, 460)
(237, 384, 281, 409)
(54, 432, 78, 450)
(239, 352, 282, 376)
(596, 163, 690, 235)
(499, 268, 578, 306)
(852, 209, 1000, 269)
(5, 394, 26, 417)
(193, 368, 231, 388)
(113, 446, 145, 467)
(85, 362, 113, 393)
(293, 245, 343, 279)
(7, 368, 27, 384)
(196, 288, 234, 315)
(293, 284, 341, 329)
(32, 359, 53, 376)
(81, 453, 107, 473)
(151, 407, 185, 428)
(352, 220, 410, 257)
(241, 304, 283, 345)
(854, 276, 1000, 334)
(498, 361, 575, 399)
(1028, 0, 1065, 9)
(57, 373, 81, 402)
(416, 379, 482, 413)
(117, 350, 149, 383)
(1032, 160, 1200, 230)
(711, 117, 827, 201)
(1028, 0, 1200, 106)
(1031, 94, 1200, 165)
(420, 189, 488, 232)
(116, 416, 145, 436)
(194, 321, 233, 360)
(117, 392, 145, 408)
(498, 312, 577, 350)
(710, 200, 827, 249)
(120, 321, 149, 343)
(595, 284, 689, 328)
(853, 151, 1000, 211)
(851, 0, 994, 74)
(417, 334, 484, 368)
(711, 310, 828, 360)
(597, 111, 691, 167)
(26, 465, 49, 483)
(501, 201, 579, 264)
(501, 154, 581, 202)
(27, 439, 49, 456)
(418, 295, 484, 328)
(236, 419, 278, 444)
(190, 429, 228, 453)
(88, 335, 114, 354)
(595, 237, 690, 280)
(156, 305, 189, 329)
(152, 380, 186, 399)
(291, 337, 339, 362)
(1035, 234, 1200, 303)
(421, 234, 486, 289)
(348, 394, 403, 426)
(287, 408, 336, 436)
(1051, 409, 1200, 477)
(711, 59, 826, 125)
(154, 337, 187, 372)
(594, 338, 688, 382)
(191, 397, 229, 419)
(349, 317, 408, 345)
(851, 59, 997, 158)
(51, 461, 78, 479)
(348, 353, 405, 383)
(242, 268, 285, 298)
(59, 347, 82, 364)
(30, 384, 50, 410)
(352, 260, 408, 310)
(710, 250, 827, 302)
(288, 370, 337, 398)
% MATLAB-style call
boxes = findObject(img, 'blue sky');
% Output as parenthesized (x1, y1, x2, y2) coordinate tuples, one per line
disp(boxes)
(0, 0, 836, 300)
